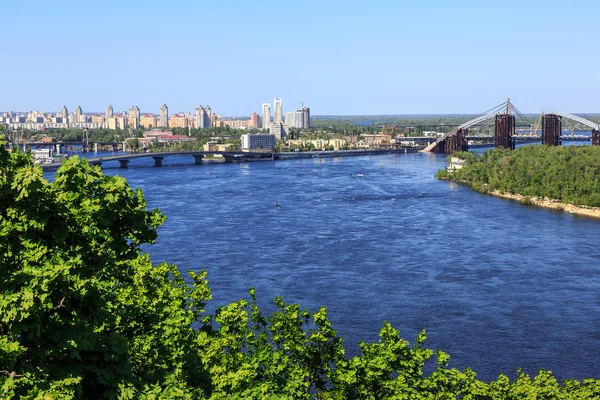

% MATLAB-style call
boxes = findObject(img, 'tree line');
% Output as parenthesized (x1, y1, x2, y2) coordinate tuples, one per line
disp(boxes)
(437, 145, 600, 207)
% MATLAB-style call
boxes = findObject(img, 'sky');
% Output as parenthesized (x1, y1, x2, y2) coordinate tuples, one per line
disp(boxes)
(2, 0, 600, 116)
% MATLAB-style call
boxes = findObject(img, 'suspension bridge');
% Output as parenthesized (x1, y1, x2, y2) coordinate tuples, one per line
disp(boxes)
(422, 99, 600, 153)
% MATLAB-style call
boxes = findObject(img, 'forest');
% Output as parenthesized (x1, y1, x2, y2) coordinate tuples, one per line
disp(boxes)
(437, 145, 600, 207)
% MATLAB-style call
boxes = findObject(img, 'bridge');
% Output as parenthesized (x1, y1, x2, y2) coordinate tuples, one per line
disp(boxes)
(422, 99, 600, 153)
(397, 134, 592, 143)
(20, 141, 124, 153)
(39, 148, 410, 170)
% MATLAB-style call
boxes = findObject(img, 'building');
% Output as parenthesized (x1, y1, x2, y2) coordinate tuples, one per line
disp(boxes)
(128, 106, 141, 129)
(75, 106, 83, 123)
(269, 122, 287, 140)
(140, 114, 157, 129)
(159, 104, 169, 128)
(116, 115, 128, 130)
(203, 142, 232, 152)
(241, 134, 275, 151)
(195, 105, 211, 129)
(169, 114, 188, 129)
(108, 117, 118, 130)
(261, 103, 271, 128)
(360, 134, 391, 148)
(105, 105, 113, 122)
(249, 112, 260, 129)
(61, 106, 68, 121)
(284, 111, 295, 128)
(273, 98, 282, 123)
(302, 105, 310, 128)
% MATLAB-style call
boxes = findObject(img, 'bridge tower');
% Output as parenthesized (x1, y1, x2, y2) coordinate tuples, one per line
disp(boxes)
(494, 114, 515, 149)
(434, 128, 468, 153)
(541, 114, 562, 146)
(593, 129, 600, 146)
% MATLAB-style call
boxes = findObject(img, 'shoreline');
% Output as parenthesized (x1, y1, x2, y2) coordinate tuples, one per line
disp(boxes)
(487, 190, 600, 219)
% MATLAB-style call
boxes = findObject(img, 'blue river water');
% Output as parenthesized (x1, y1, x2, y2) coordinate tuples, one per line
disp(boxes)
(45, 150, 600, 382)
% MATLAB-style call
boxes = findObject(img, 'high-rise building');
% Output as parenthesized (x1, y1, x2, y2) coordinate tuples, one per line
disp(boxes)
(75, 106, 83, 123)
(261, 103, 271, 128)
(61, 106, 68, 123)
(128, 106, 141, 129)
(195, 105, 211, 129)
(105, 105, 113, 122)
(284, 111, 295, 128)
(203, 106, 211, 127)
(303, 106, 310, 129)
(159, 104, 169, 128)
(273, 98, 282, 123)
(250, 113, 260, 129)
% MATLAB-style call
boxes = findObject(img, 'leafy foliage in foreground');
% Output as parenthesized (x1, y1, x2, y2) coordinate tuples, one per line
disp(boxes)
(437, 146, 600, 207)
(2, 133, 600, 398)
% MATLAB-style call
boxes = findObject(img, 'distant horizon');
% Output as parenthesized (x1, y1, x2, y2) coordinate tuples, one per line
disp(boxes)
(3, 110, 600, 119)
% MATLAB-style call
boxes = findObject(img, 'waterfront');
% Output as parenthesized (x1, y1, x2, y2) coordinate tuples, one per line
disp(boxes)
(46, 152, 600, 382)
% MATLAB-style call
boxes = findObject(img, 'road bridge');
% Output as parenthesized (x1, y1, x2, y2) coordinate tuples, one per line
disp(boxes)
(39, 148, 411, 170)
(20, 140, 125, 154)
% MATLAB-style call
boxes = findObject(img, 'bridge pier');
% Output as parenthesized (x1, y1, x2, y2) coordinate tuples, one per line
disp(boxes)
(152, 156, 164, 167)
(593, 130, 600, 146)
(55, 143, 61, 155)
(118, 159, 130, 168)
(223, 155, 234, 163)
(542, 114, 562, 146)
(193, 154, 204, 165)
(94, 143, 98, 153)
(494, 114, 515, 149)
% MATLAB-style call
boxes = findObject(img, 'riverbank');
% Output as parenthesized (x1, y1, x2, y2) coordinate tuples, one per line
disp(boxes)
(487, 190, 600, 219)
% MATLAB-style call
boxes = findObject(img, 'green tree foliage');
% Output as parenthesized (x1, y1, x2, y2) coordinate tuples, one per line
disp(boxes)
(438, 146, 600, 207)
(2, 131, 600, 398)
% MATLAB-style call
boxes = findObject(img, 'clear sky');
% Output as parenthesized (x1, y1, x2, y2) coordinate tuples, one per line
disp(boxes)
(3, 0, 599, 115)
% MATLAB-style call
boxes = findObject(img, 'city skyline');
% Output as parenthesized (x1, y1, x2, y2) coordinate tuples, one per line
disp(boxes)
(3, 1, 600, 114)
(1, 97, 310, 132)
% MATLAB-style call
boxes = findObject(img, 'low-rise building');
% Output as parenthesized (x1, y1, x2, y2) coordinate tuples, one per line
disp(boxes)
(241, 134, 275, 152)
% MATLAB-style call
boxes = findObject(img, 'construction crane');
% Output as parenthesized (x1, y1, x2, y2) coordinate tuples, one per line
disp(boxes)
(531, 113, 543, 136)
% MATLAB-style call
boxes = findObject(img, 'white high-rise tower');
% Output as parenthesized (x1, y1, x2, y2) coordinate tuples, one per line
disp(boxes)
(273, 98, 283, 123)
(262, 103, 271, 128)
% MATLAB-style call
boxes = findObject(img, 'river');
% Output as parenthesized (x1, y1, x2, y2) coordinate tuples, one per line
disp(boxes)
(45, 151, 600, 382)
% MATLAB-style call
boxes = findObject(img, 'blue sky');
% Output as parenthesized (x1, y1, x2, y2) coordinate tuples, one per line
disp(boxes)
(2, 0, 599, 115)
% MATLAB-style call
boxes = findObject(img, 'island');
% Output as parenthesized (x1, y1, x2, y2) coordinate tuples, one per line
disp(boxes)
(436, 145, 600, 218)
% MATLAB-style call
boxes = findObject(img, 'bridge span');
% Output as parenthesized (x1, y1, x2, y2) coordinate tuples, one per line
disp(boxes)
(40, 148, 412, 170)
(423, 99, 600, 153)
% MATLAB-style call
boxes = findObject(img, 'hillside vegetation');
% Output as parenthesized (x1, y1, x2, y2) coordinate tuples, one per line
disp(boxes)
(2, 132, 600, 398)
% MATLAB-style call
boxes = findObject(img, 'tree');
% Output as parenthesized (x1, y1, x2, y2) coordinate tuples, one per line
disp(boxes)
(0, 133, 210, 398)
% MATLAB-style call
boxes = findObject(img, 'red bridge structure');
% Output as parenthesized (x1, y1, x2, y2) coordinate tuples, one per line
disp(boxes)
(424, 99, 600, 153)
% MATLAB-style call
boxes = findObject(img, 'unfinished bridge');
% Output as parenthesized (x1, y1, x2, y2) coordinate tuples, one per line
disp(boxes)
(423, 99, 600, 153)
